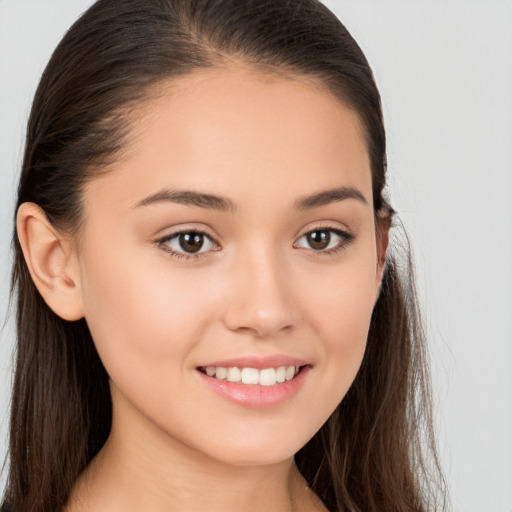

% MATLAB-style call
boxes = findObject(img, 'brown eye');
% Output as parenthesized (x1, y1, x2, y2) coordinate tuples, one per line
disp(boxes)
(295, 227, 355, 253)
(179, 232, 205, 253)
(159, 230, 218, 258)
(306, 230, 331, 250)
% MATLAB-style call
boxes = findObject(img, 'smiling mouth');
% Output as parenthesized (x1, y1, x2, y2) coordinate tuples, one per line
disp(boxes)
(197, 365, 306, 386)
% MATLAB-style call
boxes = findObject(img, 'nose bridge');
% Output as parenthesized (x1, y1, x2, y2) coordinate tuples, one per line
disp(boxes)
(223, 241, 297, 338)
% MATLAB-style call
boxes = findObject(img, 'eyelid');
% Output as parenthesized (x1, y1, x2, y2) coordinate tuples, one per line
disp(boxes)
(155, 227, 221, 260)
(153, 222, 355, 261)
(293, 224, 355, 254)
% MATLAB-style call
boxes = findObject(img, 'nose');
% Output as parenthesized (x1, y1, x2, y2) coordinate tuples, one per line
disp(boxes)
(222, 249, 299, 339)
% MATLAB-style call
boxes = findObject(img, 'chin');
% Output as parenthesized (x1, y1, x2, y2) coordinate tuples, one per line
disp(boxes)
(196, 428, 312, 468)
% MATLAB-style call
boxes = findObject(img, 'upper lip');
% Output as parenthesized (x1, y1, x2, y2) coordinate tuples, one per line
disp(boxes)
(198, 355, 310, 369)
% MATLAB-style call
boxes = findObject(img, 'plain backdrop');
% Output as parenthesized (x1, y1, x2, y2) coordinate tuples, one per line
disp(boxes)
(1, 1, 511, 511)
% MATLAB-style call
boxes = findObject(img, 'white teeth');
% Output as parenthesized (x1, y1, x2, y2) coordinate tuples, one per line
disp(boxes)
(204, 364, 303, 385)
(227, 367, 241, 382)
(285, 366, 295, 381)
(241, 367, 259, 385)
(259, 368, 277, 386)
(215, 367, 227, 380)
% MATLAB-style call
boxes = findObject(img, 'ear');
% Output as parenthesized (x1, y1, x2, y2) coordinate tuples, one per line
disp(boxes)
(375, 210, 392, 295)
(16, 202, 85, 321)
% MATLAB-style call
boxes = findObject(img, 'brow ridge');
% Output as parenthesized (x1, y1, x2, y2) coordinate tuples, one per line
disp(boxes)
(134, 189, 235, 211)
(134, 185, 367, 212)
(295, 186, 368, 210)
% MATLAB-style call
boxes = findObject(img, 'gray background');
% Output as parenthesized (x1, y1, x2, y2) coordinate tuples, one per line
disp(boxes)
(1, 1, 511, 510)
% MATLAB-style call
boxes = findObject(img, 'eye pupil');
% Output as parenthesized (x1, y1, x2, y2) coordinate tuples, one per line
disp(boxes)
(307, 230, 330, 250)
(179, 232, 204, 253)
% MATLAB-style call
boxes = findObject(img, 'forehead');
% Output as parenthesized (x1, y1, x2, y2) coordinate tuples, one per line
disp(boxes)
(85, 66, 372, 213)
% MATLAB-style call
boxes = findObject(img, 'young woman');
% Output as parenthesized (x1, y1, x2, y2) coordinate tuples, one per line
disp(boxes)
(2, 0, 446, 511)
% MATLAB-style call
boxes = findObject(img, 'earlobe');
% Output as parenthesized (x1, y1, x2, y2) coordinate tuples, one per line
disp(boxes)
(16, 202, 85, 321)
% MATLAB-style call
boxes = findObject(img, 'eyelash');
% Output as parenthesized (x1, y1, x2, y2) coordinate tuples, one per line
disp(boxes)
(155, 229, 221, 261)
(155, 226, 355, 261)
(294, 226, 355, 258)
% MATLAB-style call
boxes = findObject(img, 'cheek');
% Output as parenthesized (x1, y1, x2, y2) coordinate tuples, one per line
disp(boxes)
(299, 241, 378, 390)
(303, 239, 377, 328)
(79, 245, 220, 384)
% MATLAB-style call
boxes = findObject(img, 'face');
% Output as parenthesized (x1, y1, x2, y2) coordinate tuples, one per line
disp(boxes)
(75, 67, 385, 466)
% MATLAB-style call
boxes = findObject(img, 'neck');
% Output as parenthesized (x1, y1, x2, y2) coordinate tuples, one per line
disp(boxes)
(66, 391, 321, 512)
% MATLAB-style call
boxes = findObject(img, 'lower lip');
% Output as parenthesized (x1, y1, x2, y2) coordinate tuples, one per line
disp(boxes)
(196, 366, 310, 408)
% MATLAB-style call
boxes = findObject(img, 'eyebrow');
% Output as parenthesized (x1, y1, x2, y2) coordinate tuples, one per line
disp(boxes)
(134, 189, 236, 211)
(134, 185, 367, 212)
(294, 186, 368, 210)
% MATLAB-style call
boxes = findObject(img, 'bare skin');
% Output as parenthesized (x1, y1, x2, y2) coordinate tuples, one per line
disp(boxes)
(67, 423, 325, 512)
(18, 65, 387, 512)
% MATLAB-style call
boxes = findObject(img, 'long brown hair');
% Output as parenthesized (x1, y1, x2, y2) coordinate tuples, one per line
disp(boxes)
(3, 1, 446, 511)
